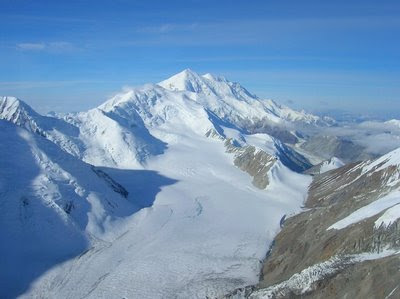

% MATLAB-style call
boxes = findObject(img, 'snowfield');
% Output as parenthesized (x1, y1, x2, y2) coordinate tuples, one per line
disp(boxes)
(0, 70, 315, 298)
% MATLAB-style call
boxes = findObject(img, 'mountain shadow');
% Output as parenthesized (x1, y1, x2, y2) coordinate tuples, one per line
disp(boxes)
(0, 121, 177, 298)
(97, 167, 178, 209)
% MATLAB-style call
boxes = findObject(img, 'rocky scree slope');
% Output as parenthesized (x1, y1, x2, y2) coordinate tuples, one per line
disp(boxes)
(225, 147, 400, 298)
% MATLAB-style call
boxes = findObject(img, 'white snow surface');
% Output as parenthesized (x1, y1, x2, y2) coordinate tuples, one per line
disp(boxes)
(158, 69, 322, 126)
(328, 190, 400, 231)
(375, 204, 400, 228)
(0, 70, 315, 298)
(319, 157, 345, 173)
(327, 147, 400, 231)
(0, 120, 138, 297)
(363, 147, 400, 174)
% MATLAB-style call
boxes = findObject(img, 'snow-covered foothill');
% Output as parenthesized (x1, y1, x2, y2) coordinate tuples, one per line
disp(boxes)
(319, 157, 345, 173)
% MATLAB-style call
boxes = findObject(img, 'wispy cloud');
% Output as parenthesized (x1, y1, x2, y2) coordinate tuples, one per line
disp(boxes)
(0, 80, 110, 89)
(171, 55, 331, 63)
(17, 43, 46, 50)
(136, 23, 199, 34)
(136, 24, 176, 34)
(0, 13, 94, 24)
(313, 120, 400, 156)
(128, 16, 400, 47)
(16, 41, 78, 52)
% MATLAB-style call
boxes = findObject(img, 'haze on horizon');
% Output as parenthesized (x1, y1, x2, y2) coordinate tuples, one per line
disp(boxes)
(1, 0, 399, 119)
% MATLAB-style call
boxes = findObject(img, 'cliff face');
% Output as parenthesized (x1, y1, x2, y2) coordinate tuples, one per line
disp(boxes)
(226, 149, 400, 298)
(224, 138, 277, 189)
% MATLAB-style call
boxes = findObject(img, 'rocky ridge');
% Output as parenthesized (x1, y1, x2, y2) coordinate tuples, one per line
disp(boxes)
(225, 148, 400, 298)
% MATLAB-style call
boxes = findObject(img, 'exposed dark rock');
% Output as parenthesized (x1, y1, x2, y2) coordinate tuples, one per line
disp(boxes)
(225, 139, 277, 189)
(91, 166, 129, 198)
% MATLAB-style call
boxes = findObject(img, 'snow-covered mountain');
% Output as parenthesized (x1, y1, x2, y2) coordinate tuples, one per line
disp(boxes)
(1, 69, 316, 171)
(0, 120, 141, 297)
(158, 69, 326, 126)
(97, 80, 311, 171)
(0, 71, 315, 298)
(0, 96, 166, 169)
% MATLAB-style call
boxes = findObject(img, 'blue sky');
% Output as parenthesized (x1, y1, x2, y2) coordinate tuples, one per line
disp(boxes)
(1, 0, 400, 119)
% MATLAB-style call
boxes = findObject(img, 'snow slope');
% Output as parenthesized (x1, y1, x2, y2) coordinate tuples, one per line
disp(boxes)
(158, 69, 324, 127)
(65, 107, 166, 168)
(328, 190, 400, 230)
(362, 147, 400, 174)
(0, 96, 166, 169)
(0, 120, 142, 298)
(98, 76, 311, 171)
(328, 147, 400, 231)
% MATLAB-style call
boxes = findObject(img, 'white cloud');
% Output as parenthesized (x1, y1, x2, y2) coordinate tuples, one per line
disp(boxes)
(17, 43, 46, 50)
(16, 41, 75, 52)
(136, 23, 176, 34)
(313, 120, 400, 156)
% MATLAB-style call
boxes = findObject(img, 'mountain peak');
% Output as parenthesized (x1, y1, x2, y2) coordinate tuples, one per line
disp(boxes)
(0, 96, 43, 133)
(1, 96, 25, 108)
(181, 68, 197, 75)
(158, 69, 256, 101)
(0, 96, 38, 120)
(158, 69, 205, 92)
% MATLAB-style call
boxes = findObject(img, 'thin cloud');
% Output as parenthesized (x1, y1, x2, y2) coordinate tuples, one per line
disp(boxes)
(127, 16, 400, 46)
(17, 43, 46, 50)
(0, 13, 95, 24)
(136, 23, 198, 34)
(0, 80, 111, 89)
(171, 55, 330, 63)
(16, 41, 78, 52)
(136, 24, 176, 34)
